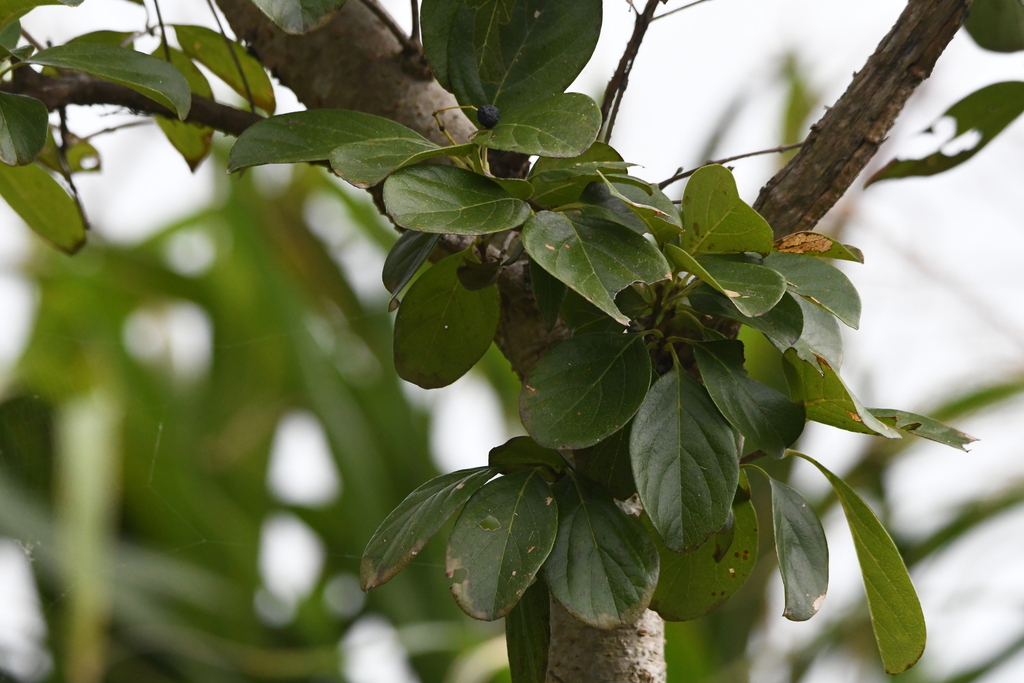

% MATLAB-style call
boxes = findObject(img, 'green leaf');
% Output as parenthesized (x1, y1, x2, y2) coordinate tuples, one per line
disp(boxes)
(688, 286, 805, 349)
(2, 1, 81, 32)
(543, 473, 659, 629)
(447, 469, 558, 620)
(0, 93, 48, 166)
(528, 141, 625, 207)
(966, 0, 1024, 52)
(333, 139, 479, 189)
(522, 211, 670, 324)
(393, 251, 500, 388)
(782, 349, 901, 438)
(868, 409, 977, 451)
(759, 470, 829, 621)
(575, 424, 636, 501)
(151, 47, 213, 171)
(774, 231, 864, 263)
(0, 163, 87, 254)
(520, 333, 651, 450)
(867, 82, 1024, 185)
(446, 0, 602, 113)
(670, 250, 786, 318)
(28, 44, 191, 119)
(174, 24, 276, 113)
(0, 20, 20, 49)
(37, 128, 100, 174)
(529, 257, 566, 330)
(576, 182, 650, 235)
(794, 453, 926, 674)
(361, 466, 498, 590)
(650, 493, 758, 621)
(631, 365, 741, 553)
(474, 93, 601, 157)
(421, 0, 462, 89)
(785, 295, 844, 371)
(680, 164, 773, 256)
(488, 436, 565, 473)
(599, 179, 682, 244)
(693, 340, 805, 459)
(66, 30, 133, 46)
(505, 579, 550, 683)
(382, 230, 440, 295)
(763, 252, 861, 329)
(249, 0, 346, 34)
(383, 164, 531, 234)
(228, 109, 431, 172)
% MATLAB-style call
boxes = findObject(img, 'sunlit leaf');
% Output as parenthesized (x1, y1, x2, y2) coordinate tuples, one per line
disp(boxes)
(174, 24, 276, 113)
(28, 44, 191, 119)
(868, 409, 977, 451)
(520, 333, 651, 450)
(522, 211, 670, 324)
(393, 251, 500, 388)
(383, 164, 531, 234)
(794, 453, 926, 674)
(763, 252, 861, 329)
(0, 162, 85, 253)
(474, 93, 601, 157)
(680, 164, 773, 256)
(631, 364, 741, 553)
(447, 469, 557, 620)
(361, 466, 498, 590)
(543, 473, 659, 629)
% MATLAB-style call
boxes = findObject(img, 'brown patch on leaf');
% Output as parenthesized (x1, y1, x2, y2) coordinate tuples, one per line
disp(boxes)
(776, 232, 834, 254)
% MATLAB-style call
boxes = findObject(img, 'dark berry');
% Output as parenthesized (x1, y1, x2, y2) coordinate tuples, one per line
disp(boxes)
(477, 104, 501, 129)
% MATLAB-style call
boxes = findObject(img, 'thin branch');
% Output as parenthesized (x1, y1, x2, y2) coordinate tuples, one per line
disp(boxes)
(651, 0, 715, 22)
(152, 0, 172, 62)
(19, 29, 44, 51)
(4, 70, 262, 138)
(204, 0, 257, 113)
(359, 0, 422, 55)
(410, 0, 421, 44)
(57, 108, 89, 228)
(659, 142, 804, 190)
(600, 0, 659, 143)
(83, 120, 154, 140)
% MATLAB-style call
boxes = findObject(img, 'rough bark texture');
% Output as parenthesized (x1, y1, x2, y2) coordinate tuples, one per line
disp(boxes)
(753, 0, 971, 238)
(548, 600, 666, 683)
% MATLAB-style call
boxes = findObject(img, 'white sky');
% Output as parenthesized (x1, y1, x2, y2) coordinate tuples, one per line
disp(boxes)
(4, 1, 1024, 681)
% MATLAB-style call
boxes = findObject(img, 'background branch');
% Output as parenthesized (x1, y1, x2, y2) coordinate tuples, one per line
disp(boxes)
(600, 0, 660, 142)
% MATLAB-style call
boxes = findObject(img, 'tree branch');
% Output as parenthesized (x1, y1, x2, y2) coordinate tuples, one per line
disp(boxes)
(753, 0, 971, 238)
(658, 141, 804, 190)
(3, 69, 262, 138)
(600, 0, 660, 143)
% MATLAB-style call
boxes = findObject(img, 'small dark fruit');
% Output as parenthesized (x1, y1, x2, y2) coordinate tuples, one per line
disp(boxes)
(477, 104, 501, 129)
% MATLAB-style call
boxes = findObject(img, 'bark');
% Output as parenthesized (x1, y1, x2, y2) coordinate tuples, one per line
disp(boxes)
(753, 0, 971, 238)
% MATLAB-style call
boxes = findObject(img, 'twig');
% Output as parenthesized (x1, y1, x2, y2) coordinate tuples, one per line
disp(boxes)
(410, 0, 421, 44)
(83, 120, 153, 140)
(152, 0, 172, 61)
(659, 142, 805, 190)
(57, 108, 89, 229)
(359, 0, 422, 55)
(651, 0, 716, 22)
(204, 0, 257, 113)
(19, 29, 44, 51)
(600, 0, 659, 143)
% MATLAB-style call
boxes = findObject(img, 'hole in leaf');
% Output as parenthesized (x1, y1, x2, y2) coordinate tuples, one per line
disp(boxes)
(478, 515, 501, 531)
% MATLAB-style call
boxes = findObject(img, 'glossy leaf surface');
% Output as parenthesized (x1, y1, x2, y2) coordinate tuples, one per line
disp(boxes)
(0, 92, 48, 166)
(0, 162, 85, 253)
(787, 295, 844, 371)
(763, 252, 861, 329)
(694, 340, 804, 459)
(331, 139, 474, 189)
(250, 0, 346, 34)
(489, 436, 564, 473)
(672, 250, 786, 318)
(360, 466, 498, 590)
(447, 469, 557, 620)
(384, 164, 531, 234)
(543, 474, 659, 629)
(506, 579, 550, 683)
(681, 164, 773, 256)
(174, 24, 276, 113)
(783, 350, 900, 438)
(631, 365, 740, 553)
(523, 211, 670, 324)
(766, 473, 828, 621)
(796, 453, 926, 674)
(520, 333, 651, 450)
(382, 230, 439, 295)
(650, 496, 758, 621)
(393, 252, 499, 388)
(528, 141, 624, 207)
(867, 82, 1024, 184)
(28, 44, 191, 118)
(475, 93, 601, 157)
(869, 409, 977, 451)
(688, 287, 804, 349)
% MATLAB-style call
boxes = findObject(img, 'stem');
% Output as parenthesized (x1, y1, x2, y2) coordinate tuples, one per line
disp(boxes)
(410, 0, 421, 44)
(359, 0, 423, 55)
(204, 0, 257, 113)
(651, 0, 716, 22)
(660, 141, 805, 190)
(152, 0, 172, 62)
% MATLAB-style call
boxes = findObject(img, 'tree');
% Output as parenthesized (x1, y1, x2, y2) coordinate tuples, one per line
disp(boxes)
(3, 0, 1021, 681)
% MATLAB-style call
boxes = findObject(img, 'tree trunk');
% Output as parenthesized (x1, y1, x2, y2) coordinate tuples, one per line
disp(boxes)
(211, 2, 970, 681)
